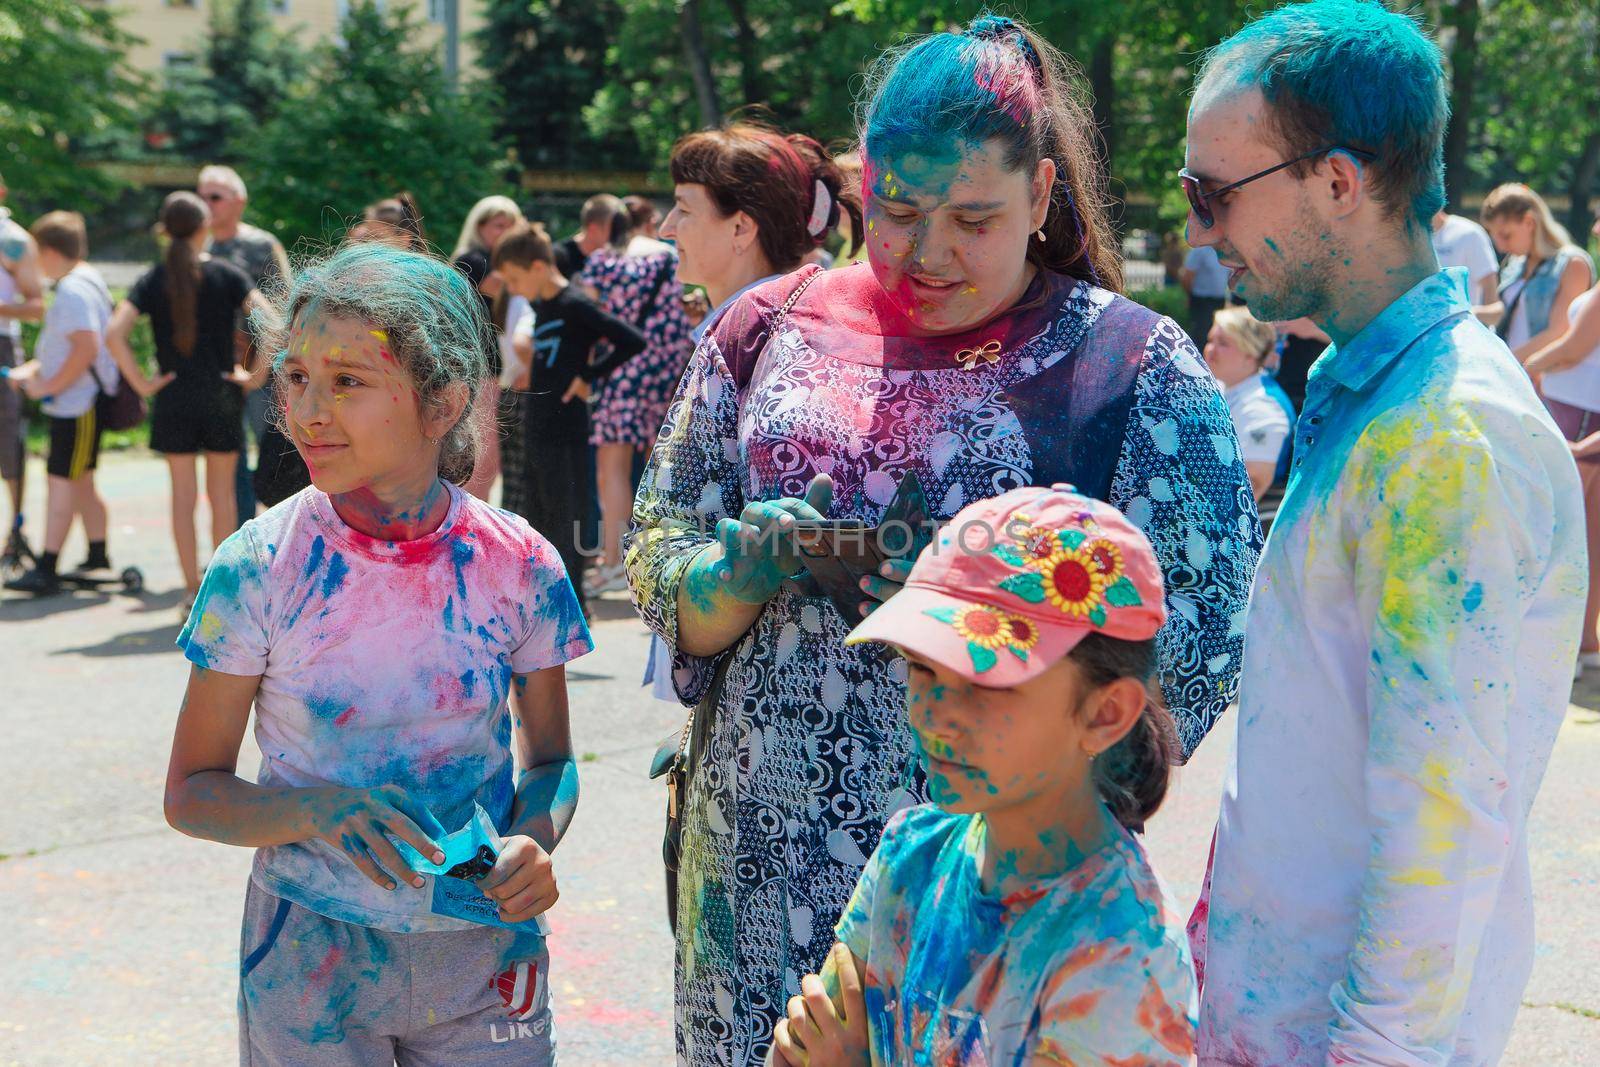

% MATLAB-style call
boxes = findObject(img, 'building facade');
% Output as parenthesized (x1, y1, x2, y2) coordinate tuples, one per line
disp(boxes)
(108, 0, 485, 81)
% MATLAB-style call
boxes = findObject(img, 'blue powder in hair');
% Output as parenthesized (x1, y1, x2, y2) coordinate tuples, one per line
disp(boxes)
(861, 18, 1042, 170)
(1199, 0, 1448, 227)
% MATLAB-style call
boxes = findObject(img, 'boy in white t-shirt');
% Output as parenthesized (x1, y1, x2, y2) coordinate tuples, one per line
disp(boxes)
(2, 211, 121, 594)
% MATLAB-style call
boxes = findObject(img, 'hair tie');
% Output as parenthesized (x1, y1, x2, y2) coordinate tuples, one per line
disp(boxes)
(967, 14, 1042, 74)
(806, 179, 833, 238)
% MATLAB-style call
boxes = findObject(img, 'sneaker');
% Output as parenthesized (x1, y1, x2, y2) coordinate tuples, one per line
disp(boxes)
(72, 553, 112, 575)
(4, 566, 62, 596)
(584, 562, 628, 596)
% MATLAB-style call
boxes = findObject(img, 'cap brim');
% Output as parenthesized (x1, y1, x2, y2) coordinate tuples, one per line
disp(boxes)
(844, 584, 1088, 687)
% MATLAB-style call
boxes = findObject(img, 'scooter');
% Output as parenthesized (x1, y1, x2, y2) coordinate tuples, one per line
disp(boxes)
(56, 565, 146, 594)
(2, 532, 145, 596)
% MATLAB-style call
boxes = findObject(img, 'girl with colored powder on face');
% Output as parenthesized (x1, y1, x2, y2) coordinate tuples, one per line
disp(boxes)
(626, 14, 1256, 1065)
(770, 485, 1195, 1067)
(163, 243, 592, 1065)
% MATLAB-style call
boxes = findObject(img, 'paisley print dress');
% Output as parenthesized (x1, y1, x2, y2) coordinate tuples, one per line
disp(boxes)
(624, 263, 1259, 1066)
(579, 247, 695, 447)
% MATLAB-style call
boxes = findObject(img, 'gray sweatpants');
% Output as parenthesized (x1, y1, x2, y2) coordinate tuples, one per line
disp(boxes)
(239, 881, 555, 1066)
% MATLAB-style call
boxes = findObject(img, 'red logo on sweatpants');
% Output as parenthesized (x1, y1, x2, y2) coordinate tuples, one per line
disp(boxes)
(493, 961, 544, 1021)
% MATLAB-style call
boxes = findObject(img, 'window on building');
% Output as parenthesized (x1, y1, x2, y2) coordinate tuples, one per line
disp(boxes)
(270, 0, 289, 13)
(166, 0, 197, 7)
(163, 51, 197, 68)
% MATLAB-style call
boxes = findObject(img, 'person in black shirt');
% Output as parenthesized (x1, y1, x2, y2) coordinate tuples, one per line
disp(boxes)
(105, 191, 261, 610)
(494, 221, 647, 612)
(552, 194, 624, 278)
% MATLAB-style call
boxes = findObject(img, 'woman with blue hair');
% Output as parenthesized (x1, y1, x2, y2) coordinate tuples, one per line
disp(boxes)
(627, 14, 1258, 1064)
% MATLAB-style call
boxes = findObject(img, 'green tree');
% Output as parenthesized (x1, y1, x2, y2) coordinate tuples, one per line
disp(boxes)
(0, 0, 140, 212)
(585, 0, 1251, 213)
(584, 0, 890, 174)
(241, 0, 511, 249)
(476, 0, 638, 171)
(145, 0, 308, 162)
(1470, 0, 1600, 236)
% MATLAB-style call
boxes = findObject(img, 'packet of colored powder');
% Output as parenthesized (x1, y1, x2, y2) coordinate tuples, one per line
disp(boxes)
(393, 803, 551, 935)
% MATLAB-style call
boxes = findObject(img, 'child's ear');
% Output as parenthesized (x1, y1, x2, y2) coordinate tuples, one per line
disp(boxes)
(423, 381, 471, 442)
(1079, 676, 1147, 759)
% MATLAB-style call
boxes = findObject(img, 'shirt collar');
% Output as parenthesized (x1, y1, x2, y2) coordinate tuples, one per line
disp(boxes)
(1316, 267, 1472, 394)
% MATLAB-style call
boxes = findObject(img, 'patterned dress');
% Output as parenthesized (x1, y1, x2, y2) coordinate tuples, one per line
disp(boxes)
(624, 264, 1260, 1066)
(578, 247, 695, 447)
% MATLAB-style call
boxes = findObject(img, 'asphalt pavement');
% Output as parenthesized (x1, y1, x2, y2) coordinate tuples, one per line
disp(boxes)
(1, 451, 1596, 1065)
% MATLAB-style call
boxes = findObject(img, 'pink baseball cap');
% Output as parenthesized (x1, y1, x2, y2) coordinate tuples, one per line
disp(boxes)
(845, 484, 1166, 685)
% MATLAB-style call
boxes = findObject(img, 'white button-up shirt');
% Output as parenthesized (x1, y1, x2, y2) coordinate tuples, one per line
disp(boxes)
(1197, 268, 1587, 1066)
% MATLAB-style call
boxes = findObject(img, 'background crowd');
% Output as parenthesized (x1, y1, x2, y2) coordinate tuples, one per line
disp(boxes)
(4, 166, 1598, 624)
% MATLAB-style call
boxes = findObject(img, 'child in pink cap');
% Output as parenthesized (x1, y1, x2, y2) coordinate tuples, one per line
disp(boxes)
(769, 484, 1196, 1067)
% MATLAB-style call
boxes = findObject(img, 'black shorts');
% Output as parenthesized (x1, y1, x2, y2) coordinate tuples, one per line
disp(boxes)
(150, 381, 245, 454)
(46, 409, 102, 479)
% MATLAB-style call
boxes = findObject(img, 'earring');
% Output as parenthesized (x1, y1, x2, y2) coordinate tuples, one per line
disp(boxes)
(1035, 229, 1046, 243)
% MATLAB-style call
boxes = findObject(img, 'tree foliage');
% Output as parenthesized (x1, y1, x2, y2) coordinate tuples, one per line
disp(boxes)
(1468, 0, 1600, 236)
(0, 0, 140, 213)
(475, 0, 638, 170)
(64, 0, 1596, 251)
(146, 0, 308, 163)
(571, 0, 1256, 228)
(240, 1, 512, 250)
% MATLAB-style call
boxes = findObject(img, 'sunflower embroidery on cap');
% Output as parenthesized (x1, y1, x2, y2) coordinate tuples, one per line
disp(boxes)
(921, 604, 1036, 673)
(989, 512, 1143, 628)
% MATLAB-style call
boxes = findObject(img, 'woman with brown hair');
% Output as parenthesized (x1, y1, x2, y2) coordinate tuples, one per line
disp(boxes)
(626, 17, 1257, 1064)
(106, 191, 262, 611)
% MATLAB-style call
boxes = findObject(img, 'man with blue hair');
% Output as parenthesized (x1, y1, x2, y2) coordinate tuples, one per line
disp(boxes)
(1183, 2, 1586, 1064)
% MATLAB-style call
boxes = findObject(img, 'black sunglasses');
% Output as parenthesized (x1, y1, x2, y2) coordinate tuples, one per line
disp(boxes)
(1180, 145, 1377, 229)
(200, 192, 230, 202)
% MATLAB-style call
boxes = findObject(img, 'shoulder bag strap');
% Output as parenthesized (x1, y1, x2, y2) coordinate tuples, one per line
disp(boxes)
(676, 265, 824, 775)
